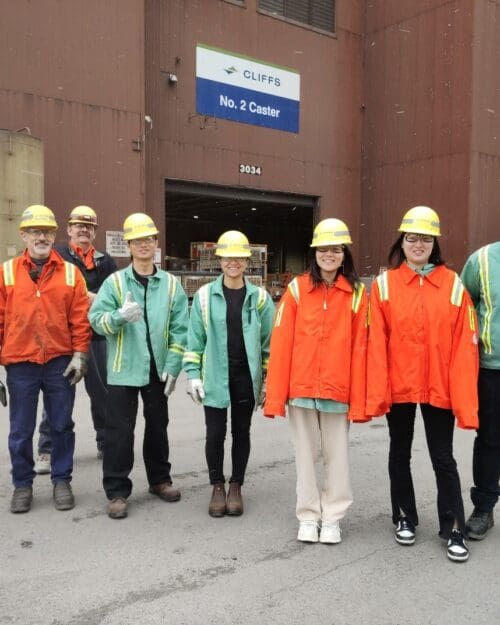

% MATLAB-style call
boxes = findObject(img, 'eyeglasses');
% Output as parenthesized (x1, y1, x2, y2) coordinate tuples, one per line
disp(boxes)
(404, 234, 434, 244)
(220, 257, 247, 264)
(24, 228, 56, 238)
(316, 246, 344, 254)
(130, 236, 156, 245)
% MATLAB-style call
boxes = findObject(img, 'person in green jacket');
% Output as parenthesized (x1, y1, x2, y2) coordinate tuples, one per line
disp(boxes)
(461, 241, 500, 540)
(89, 213, 188, 520)
(183, 230, 274, 517)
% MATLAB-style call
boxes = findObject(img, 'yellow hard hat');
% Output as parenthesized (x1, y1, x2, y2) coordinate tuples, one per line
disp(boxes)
(19, 205, 58, 230)
(398, 206, 441, 237)
(310, 218, 352, 247)
(69, 205, 98, 227)
(215, 230, 252, 257)
(122, 213, 159, 241)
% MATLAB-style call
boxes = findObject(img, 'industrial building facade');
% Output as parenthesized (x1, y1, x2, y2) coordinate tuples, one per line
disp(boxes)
(1, 0, 499, 281)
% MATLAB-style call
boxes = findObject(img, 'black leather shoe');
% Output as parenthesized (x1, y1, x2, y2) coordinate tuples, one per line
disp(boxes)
(466, 509, 494, 540)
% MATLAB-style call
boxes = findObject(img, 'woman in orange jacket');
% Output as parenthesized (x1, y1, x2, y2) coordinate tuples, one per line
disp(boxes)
(367, 206, 479, 562)
(264, 219, 368, 544)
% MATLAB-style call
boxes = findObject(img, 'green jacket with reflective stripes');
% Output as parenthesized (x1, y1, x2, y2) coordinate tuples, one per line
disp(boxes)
(89, 264, 188, 386)
(461, 241, 500, 369)
(183, 274, 275, 408)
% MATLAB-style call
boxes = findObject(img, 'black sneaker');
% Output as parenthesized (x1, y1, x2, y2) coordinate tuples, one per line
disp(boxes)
(447, 529, 469, 562)
(466, 509, 494, 540)
(395, 516, 415, 545)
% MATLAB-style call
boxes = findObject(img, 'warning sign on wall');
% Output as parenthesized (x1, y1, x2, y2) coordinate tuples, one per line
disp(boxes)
(106, 231, 129, 258)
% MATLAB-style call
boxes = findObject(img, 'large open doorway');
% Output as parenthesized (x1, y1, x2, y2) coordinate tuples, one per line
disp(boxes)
(165, 180, 317, 298)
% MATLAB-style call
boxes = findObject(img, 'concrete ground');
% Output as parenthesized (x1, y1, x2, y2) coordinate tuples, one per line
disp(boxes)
(0, 373, 498, 625)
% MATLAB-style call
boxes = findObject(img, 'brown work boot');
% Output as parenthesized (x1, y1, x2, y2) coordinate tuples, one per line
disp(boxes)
(149, 481, 181, 502)
(208, 482, 226, 517)
(226, 481, 243, 516)
(108, 497, 127, 519)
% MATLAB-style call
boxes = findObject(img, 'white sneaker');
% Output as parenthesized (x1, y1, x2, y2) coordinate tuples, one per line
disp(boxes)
(320, 521, 342, 544)
(297, 520, 319, 543)
(35, 453, 51, 475)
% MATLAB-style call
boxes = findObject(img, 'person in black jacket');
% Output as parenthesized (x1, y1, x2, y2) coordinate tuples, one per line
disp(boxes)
(35, 206, 117, 469)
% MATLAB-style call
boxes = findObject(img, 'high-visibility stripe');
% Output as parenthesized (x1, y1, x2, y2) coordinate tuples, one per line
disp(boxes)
(478, 246, 493, 353)
(113, 329, 124, 372)
(170, 343, 185, 355)
(198, 283, 210, 330)
(376, 271, 389, 301)
(468, 305, 476, 332)
(100, 312, 114, 335)
(351, 282, 365, 313)
(262, 356, 269, 370)
(111, 273, 124, 304)
(287, 278, 300, 304)
(274, 301, 285, 327)
(256, 286, 267, 311)
(450, 274, 465, 307)
(2, 259, 15, 286)
(183, 351, 202, 365)
(64, 262, 76, 287)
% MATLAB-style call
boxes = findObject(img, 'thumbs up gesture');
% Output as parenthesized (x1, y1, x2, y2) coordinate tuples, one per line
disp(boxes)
(118, 291, 143, 323)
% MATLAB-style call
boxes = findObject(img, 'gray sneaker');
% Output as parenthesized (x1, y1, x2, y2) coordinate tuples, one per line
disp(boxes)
(11, 487, 33, 513)
(466, 509, 494, 540)
(53, 481, 75, 511)
(35, 453, 51, 475)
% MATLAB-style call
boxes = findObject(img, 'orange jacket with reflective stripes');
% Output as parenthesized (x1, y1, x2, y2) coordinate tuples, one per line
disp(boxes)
(264, 273, 368, 421)
(0, 250, 91, 365)
(366, 263, 479, 429)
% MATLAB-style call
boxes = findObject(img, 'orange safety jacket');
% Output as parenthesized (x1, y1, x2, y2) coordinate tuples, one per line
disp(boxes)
(366, 263, 479, 429)
(0, 249, 91, 365)
(264, 273, 368, 422)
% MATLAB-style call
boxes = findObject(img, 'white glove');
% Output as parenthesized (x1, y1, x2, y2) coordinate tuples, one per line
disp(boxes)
(258, 377, 266, 408)
(63, 352, 88, 385)
(118, 291, 142, 323)
(187, 378, 205, 405)
(161, 373, 177, 397)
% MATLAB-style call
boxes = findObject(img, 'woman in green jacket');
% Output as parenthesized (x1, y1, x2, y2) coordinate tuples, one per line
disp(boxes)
(183, 231, 274, 517)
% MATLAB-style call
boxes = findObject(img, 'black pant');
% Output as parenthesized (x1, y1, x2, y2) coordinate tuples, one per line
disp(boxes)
(471, 368, 500, 512)
(204, 363, 254, 485)
(386, 403, 466, 538)
(103, 370, 171, 500)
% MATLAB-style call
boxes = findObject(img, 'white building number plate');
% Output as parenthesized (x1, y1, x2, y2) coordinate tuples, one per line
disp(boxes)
(239, 163, 262, 175)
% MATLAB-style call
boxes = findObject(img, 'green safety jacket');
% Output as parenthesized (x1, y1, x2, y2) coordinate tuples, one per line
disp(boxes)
(183, 274, 275, 408)
(89, 264, 188, 386)
(461, 241, 500, 369)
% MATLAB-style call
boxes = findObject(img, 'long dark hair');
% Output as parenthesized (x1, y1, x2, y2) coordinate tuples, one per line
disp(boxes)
(309, 245, 361, 290)
(388, 233, 445, 268)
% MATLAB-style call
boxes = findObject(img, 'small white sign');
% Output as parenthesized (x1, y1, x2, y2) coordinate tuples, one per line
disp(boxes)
(106, 230, 129, 258)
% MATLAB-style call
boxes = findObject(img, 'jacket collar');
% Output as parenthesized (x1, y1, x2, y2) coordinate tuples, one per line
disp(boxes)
(21, 248, 62, 269)
(305, 272, 353, 294)
(212, 273, 259, 298)
(124, 262, 162, 282)
(398, 261, 446, 287)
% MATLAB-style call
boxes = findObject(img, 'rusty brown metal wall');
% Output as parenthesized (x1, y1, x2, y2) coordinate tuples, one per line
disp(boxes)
(0, 0, 145, 250)
(145, 0, 365, 256)
(361, 0, 476, 273)
(468, 0, 500, 251)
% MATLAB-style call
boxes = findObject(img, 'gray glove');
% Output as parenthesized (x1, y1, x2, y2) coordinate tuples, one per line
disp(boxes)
(187, 378, 205, 405)
(161, 373, 177, 397)
(63, 352, 88, 385)
(118, 291, 142, 323)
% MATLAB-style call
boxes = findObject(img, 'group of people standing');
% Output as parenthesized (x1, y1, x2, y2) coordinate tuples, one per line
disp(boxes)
(0, 204, 497, 566)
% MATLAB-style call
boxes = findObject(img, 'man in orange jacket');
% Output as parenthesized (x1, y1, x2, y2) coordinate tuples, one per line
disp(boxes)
(0, 205, 91, 514)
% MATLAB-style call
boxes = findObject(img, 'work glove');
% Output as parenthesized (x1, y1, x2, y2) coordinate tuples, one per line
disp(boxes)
(258, 376, 267, 409)
(118, 291, 142, 323)
(187, 378, 205, 405)
(63, 352, 88, 385)
(161, 373, 177, 397)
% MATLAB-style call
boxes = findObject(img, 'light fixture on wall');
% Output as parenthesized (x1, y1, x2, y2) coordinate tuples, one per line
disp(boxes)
(167, 73, 178, 84)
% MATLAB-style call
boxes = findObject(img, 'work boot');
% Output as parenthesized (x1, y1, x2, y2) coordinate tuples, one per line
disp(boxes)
(226, 481, 243, 516)
(208, 482, 226, 517)
(53, 481, 75, 511)
(108, 497, 127, 519)
(11, 487, 33, 513)
(466, 509, 494, 540)
(148, 481, 181, 502)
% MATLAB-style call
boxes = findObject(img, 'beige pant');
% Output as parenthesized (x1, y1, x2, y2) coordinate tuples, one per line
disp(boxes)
(289, 406, 353, 523)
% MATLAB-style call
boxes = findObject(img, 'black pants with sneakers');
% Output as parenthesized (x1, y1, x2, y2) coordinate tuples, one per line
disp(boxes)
(471, 368, 500, 513)
(103, 369, 171, 500)
(204, 362, 255, 485)
(386, 403, 466, 538)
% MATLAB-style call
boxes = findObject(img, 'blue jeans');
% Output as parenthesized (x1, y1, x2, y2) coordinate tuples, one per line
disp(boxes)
(38, 337, 108, 453)
(7, 356, 75, 487)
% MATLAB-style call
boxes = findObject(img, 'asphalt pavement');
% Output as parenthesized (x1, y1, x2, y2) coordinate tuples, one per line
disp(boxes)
(0, 373, 498, 625)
